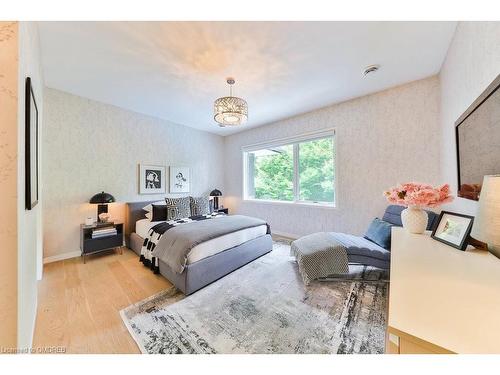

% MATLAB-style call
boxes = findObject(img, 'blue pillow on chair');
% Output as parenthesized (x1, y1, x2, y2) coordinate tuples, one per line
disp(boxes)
(364, 218, 394, 250)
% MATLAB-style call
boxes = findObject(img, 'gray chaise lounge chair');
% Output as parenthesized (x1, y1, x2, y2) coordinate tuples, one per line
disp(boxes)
(291, 205, 439, 284)
(335, 205, 439, 270)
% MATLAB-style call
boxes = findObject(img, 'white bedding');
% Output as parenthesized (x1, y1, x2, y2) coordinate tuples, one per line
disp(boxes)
(136, 218, 163, 238)
(135, 218, 267, 264)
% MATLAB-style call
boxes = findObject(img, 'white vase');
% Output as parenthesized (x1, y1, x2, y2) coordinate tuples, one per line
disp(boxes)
(401, 206, 428, 234)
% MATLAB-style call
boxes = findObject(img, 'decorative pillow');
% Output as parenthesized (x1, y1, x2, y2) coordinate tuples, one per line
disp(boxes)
(142, 200, 166, 213)
(151, 204, 168, 222)
(165, 196, 191, 220)
(190, 196, 210, 216)
(145, 212, 152, 221)
(364, 218, 394, 250)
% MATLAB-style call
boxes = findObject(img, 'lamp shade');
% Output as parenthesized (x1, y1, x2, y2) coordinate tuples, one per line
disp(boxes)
(210, 189, 222, 197)
(89, 191, 115, 204)
(471, 175, 500, 258)
(214, 96, 248, 126)
(214, 78, 248, 127)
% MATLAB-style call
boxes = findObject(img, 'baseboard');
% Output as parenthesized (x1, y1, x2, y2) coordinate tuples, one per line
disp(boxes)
(43, 250, 81, 264)
(272, 230, 300, 240)
(43, 234, 299, 263)
(30, 293, 37, 350)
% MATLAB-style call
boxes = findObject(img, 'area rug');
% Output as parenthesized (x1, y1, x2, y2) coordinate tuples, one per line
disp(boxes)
(120, 240, 388, 354)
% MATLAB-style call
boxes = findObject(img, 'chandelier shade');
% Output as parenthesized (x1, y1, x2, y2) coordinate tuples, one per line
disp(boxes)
(214, 78, 248, 126)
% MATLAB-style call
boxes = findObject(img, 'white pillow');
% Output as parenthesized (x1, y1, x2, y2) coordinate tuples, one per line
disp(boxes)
(145, 212, 152, 220)
(142, 200, 166, 213)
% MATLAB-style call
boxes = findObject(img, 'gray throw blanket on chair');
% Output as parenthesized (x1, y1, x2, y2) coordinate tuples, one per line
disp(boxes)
(291, 232, 349, 284)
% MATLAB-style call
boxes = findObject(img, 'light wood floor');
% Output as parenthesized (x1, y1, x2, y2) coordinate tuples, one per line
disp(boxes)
(33, 248, 172, 353)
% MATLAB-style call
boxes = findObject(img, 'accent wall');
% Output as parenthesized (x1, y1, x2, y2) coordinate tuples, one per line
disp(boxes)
(42, 89, 225, 260)
(0, 20, 45, 350)
(439, 21, 500, 215)
(223, 76, 442, 238)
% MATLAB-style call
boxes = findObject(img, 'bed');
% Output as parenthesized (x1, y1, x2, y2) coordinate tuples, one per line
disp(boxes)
(125, 201, 273, 295)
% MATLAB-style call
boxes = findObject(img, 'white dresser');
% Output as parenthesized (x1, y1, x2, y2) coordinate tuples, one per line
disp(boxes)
(387, 227, 500, 354)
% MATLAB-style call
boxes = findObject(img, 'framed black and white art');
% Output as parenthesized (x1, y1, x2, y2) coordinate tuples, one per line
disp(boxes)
(431, 211, 474, 251)
(139, 164, 166, 194)
(169, 166, 190, 193)
(25, 77, 39, 210)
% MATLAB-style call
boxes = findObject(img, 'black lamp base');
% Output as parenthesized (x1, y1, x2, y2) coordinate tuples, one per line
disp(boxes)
(213, 197, 219, 211)
(97, 204, 108, 222)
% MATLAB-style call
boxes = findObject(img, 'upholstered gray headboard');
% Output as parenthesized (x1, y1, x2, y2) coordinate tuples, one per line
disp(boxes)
(125, 200, 158, 243)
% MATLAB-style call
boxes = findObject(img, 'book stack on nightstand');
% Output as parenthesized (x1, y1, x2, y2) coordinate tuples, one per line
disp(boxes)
(92, 226, 117, 238)
(80, 222, 124, 263)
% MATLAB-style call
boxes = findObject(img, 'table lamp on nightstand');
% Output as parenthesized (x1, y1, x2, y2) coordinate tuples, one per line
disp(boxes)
(471, 175, 500, 259)
(89, 191, 115, 223)
(210, 189, 222, 210)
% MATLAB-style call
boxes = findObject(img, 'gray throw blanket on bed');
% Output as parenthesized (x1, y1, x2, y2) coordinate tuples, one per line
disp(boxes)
(152, 215, 270, 274)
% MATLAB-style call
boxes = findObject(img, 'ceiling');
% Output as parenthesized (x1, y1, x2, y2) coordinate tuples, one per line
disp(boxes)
(38, 21, 457, 135)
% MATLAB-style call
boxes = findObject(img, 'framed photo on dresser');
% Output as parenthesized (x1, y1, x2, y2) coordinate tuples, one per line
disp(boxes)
(431, 211, 474, 251)
(139, 164, 166, 194)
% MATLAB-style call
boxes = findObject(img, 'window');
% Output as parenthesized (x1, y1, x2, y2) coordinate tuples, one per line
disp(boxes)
(243, 131, 335, 206)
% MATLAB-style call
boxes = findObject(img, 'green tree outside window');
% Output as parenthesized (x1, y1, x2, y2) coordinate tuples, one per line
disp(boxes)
(246, 136, 335, 204)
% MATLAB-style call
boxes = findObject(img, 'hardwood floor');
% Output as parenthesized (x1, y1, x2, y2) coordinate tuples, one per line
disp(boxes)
(33, 248, 172, 353)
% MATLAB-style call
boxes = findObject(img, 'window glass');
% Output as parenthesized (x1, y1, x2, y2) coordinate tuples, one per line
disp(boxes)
(298, 137, 334, 203)
(244, 134, 335, 206)
(246, 144, 294, 201)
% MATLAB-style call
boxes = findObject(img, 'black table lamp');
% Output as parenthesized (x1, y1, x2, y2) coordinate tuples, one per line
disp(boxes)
(210, 189, 222, 210)
(89, 191, 115, 222)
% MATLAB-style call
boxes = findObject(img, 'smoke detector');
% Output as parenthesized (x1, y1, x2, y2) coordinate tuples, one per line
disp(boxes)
(363, 64, 380, 76)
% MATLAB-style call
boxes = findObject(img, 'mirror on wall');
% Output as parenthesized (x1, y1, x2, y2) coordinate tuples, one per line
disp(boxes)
(456, 74, 500, 201)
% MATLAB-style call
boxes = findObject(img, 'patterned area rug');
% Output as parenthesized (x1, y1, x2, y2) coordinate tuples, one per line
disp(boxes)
(120, 240, 389, 354)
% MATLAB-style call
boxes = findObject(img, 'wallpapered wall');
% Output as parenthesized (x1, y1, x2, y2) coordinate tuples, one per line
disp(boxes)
(17, 21, 45, 349)
(43, 88, 225, 259)
(0, 21, 19, 350)
(223, 77, 442, 238)
(439, 22, 500, 216)
(0, 21, 44, 349)
(41, 22, 500, 258)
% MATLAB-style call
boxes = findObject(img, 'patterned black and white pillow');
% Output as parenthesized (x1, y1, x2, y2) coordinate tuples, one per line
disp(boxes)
(190, 196, 210, 216)
(165, 196, 191, 220)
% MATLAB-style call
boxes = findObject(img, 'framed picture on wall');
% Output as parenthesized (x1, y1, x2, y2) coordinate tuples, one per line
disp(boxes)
(169, 166, 190, 193)
(25, 77, 39, 210)
(139, 164, 166, 194)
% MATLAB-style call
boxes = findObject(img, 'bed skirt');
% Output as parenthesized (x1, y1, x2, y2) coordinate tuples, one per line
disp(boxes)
(128, 232, 273, 295)
(159, 234, 273, 295)
(129, 232, 144, 256)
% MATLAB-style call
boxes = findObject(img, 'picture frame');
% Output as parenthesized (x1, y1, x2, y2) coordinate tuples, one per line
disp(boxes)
(169, 166, 190, 193)
(25, 77, 39, 210)
(431, 211, 475, 251)
(139, 164, 166, 194)
(455, 73, 500, 201)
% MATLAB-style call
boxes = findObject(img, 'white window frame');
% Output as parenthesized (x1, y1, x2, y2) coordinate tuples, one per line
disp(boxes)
(242, 129, 337, 208)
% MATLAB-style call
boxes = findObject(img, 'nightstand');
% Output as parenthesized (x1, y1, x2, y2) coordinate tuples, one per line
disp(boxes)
(217, 208, 229, 214)
(80, 222, 124, 263)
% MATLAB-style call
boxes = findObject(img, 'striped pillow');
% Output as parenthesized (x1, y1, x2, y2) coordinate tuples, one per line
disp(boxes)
(165, 196, 191, 220)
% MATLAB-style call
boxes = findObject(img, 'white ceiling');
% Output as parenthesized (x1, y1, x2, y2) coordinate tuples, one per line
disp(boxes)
(38, 21, 457, 135)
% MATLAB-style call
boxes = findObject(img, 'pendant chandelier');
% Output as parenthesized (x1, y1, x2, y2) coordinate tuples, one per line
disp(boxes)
(214, 78, 248, 127)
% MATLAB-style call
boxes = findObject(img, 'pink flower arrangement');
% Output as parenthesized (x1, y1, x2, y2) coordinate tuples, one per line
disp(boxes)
(384, 182, 454, 208)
